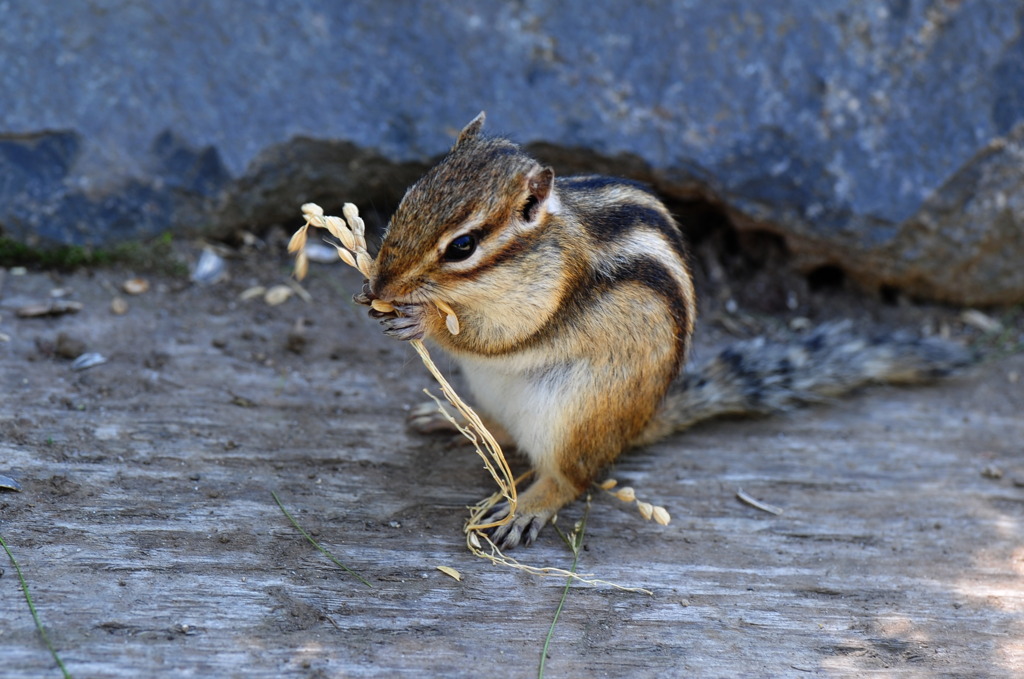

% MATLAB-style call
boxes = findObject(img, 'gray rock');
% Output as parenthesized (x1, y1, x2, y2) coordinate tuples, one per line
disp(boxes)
(1, 1, 1021, 304)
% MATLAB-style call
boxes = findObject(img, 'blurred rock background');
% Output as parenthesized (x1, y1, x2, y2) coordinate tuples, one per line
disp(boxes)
(1, 1, 1022, 304)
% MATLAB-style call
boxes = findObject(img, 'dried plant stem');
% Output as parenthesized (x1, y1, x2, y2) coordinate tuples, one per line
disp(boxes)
(417, 366, 516, 530)
(736, 487, 784, 515)
(0, 532, 72, 679)
(271, 491, 373, 587)
(465, 526, 651, 594)
(290, 203, 517, 532)
(290, 202, 659, 594)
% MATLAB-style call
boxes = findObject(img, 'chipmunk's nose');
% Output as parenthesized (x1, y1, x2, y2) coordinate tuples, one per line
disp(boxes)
(368, 246, 420, 302)
(368, 273, 387, 300)
(368, 245, 397, 299)
(352, 279, 376, 307)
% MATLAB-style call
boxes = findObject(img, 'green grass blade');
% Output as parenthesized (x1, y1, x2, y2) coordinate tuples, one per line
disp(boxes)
(538, 499, 591, 679)
(0, 532, 72, 678)
(271, 491, 373, 588)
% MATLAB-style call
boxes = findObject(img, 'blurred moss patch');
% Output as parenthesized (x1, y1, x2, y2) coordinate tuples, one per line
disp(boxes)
(0, 232, 187, 276)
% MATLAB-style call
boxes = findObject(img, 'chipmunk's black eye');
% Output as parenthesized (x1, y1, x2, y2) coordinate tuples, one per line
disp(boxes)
(443, 233, 477, 262)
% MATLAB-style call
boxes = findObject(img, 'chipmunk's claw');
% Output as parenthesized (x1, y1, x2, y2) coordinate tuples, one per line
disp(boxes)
(480, 502, 546, 549)
(352, 280, 374, 306)
(380, 316, 424, 341)
(369, 302, 425, 341)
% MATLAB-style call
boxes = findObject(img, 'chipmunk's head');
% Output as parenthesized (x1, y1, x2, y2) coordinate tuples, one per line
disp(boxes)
(370, 112, 559, 311)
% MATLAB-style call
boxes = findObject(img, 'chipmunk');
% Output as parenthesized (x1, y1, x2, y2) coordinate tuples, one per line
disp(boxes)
(356, 112, 973, 549)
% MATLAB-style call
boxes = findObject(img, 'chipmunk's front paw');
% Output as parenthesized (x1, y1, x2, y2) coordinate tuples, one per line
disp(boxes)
(407, 401, 463, 434)
(480, 502, 550, 550)
(370, 303, 425, 341)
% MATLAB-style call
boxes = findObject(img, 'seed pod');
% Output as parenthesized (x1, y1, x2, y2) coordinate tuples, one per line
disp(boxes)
(264, 285, 293, 306)
(434, 300, 461, 335)
(353, 230, 367, 252)
(599, 478, 618, 490)
(614, 487, 636, 503)
(321, 215, 343, 237)
(652, 506, 671, 526)
(294, 251, 309, 280)
(637, 501, 654, 520)
(355, 252, 374, 277)
(240, 286, 266, 301)
(343, 203, 365, 237)
(335, 247, 358, 269)
(324, 216, 357, 251)
(371, 299, 396, 313)
(287, 224, 308, 253)
(301, 203, 324, 218)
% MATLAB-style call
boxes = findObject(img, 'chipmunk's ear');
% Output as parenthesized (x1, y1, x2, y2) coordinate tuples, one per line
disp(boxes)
(522, 166, 554, 223)
(454, 111, 486, 148)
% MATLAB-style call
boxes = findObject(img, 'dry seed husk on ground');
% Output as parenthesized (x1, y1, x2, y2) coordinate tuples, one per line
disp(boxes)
(604, 479, 671, 526)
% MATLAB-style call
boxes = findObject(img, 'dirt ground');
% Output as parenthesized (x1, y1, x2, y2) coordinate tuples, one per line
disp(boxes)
(1, 233, 1022, 678)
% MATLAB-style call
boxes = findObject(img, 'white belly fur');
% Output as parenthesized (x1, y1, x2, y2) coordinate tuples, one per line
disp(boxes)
(455, 352, 575, 472)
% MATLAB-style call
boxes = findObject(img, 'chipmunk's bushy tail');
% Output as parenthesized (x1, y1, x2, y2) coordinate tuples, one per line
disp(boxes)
(641, 321, 975, 442)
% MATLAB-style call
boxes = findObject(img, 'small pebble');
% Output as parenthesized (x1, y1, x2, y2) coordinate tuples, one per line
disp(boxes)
(0, 474, 23, 492)
(981, 465, 1003, 480)
(111, 297, 129, 315)
(285, 332, 307, 354)
(55, 332, 87, 360)
(191, 248, 227, 285)
(961, 309, 1003, 333)
(122, 277, 150, 295)
(71, 352, 108, 371)
(17, 300, 83, 318)
(790, 317, 812, 331)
